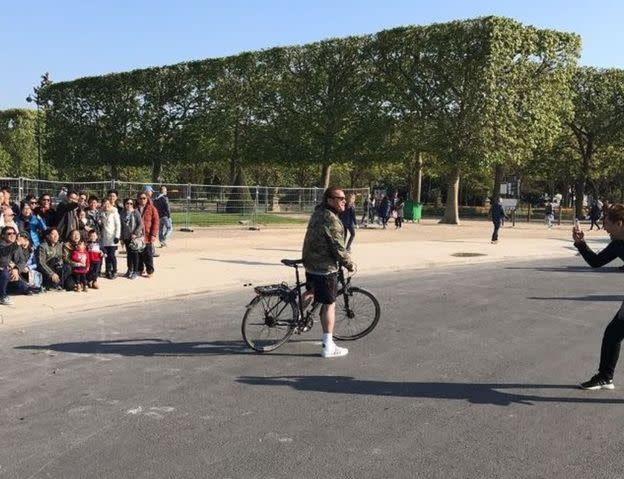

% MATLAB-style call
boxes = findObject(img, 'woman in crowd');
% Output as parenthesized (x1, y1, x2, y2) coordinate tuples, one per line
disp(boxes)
(100, 199, 121, 279)
(17, 202, 47, 249)
(62, 229, 83, 291)
(35, 193, 56, 227)
(17, 233, 43, 292)
(120, 198, 143, 279)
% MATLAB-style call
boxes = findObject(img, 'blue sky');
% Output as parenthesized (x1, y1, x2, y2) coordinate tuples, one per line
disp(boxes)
(2, 0, 623, 110)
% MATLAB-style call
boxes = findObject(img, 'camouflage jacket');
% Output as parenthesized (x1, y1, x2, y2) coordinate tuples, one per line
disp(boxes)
(302, 206, 351, 274)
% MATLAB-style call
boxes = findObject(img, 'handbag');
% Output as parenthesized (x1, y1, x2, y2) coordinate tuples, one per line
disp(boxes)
(129, 236, 146, 252)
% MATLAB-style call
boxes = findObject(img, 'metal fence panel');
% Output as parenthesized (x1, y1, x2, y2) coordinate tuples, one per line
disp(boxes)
(12, 177, 369, 227)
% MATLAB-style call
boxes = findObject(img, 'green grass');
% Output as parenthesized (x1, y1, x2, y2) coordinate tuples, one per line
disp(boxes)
(171, 211, 308, 227)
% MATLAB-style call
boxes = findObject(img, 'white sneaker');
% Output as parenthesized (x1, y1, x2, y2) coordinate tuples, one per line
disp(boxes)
(321, 343, 348, 358)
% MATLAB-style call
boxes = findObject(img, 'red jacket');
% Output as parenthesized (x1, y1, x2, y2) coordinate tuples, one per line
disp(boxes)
(71, 250, 90, 274)
(139, 200, 159, 244)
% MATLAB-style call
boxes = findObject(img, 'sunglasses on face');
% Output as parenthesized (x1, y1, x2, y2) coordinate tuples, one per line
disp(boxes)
(5, 231, 16, 236)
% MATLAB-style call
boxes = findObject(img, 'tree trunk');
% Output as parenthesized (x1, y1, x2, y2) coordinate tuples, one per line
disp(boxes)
(493, 163, 504, 201)
(407, 152, 423, 202)
(575, 178, 585, 220)
(111, 161, 119, 181)
(151, 157, 162, 183)
(440, 169, 460, 225)
(320, 164, 332, 189)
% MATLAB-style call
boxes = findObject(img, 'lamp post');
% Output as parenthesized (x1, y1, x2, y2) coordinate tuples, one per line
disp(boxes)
(25, 94, 42, 179)
(26, 72, 50, 180)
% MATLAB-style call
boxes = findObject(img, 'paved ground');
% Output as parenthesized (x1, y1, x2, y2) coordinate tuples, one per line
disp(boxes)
(1, 218, 615, 328)
(3, 255, 624, 478)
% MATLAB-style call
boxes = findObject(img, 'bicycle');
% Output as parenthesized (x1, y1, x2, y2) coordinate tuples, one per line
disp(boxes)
(242, 258, 381, 352)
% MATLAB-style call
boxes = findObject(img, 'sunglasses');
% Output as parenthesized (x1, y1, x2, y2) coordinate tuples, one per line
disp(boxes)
(5, 231, 16, 236)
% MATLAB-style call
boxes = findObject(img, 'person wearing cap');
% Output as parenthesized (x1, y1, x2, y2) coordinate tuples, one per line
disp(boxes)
(143, 185, 154, 199)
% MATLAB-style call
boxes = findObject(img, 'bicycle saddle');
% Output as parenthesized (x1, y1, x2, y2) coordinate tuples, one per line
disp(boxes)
(281, 258, 303, 267)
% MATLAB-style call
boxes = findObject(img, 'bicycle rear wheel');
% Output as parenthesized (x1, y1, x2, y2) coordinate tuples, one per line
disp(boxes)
(333, 286, 380, 341)
(242, 292, 297, 352)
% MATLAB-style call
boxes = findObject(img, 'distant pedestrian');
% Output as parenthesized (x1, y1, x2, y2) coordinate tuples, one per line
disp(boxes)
(379, 195, 391, 229)
(154, 186, 172, 247)
(544, 201, 554, 228)
(394, 197, 404, 229)
(589, 201, 602, 230)
(340, 194, 357, 251)
(490, 197, 507, 244)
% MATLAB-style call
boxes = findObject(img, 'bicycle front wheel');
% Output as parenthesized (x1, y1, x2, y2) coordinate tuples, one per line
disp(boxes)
(242, 293, 297, 352)
(333, 286, 380, 341)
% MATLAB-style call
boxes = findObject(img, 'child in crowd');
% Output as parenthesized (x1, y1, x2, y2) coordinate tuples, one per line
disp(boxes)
(86, 229, 103, 289)
(70, 240, 90, 292)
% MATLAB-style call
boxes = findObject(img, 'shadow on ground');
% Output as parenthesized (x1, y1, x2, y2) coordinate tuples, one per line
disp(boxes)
(15, 339, 322, 357)
(528, 295, 624, 302)
(200, 258, 278, 266)
(506, 266, 623, 274)
(237, 375, 624, 406)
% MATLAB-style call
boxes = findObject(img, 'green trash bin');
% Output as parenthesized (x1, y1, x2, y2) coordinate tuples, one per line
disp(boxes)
(403, 200, 423, 222)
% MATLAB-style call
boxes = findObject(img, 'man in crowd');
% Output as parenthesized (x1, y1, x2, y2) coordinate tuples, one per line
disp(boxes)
(154, 186, 172, 247)
(302, 186, 355, 358)
(55, 190, 81, 241)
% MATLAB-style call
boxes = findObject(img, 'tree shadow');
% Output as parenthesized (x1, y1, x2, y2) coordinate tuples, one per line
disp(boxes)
(528, 295, 624, 302)
(199, 258, 278, 266)
(14, 339, 318, 357)
(236, 375, 624, 406)
(254, 248, 300, 253)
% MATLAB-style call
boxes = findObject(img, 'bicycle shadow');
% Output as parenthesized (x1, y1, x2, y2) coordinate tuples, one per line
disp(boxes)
(15, 339, 319, 357)
(236, 375, 624, 406)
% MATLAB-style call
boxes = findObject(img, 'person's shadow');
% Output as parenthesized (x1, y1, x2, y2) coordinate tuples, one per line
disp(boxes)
(236, 375, 624, 406)
(14, 339, 318, 357)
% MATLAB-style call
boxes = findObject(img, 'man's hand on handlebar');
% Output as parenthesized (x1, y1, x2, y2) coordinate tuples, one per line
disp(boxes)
(345, 262, 356, 273)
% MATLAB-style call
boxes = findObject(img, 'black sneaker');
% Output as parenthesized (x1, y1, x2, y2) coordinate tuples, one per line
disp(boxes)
(580, 374, 614, 390)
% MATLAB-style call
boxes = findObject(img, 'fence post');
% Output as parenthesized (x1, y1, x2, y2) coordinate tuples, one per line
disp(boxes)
(18, 177, 24, 203)
(180, 183, 194, 232)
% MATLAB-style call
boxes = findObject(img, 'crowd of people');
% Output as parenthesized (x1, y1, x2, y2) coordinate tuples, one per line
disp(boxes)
(0, 184, 172, 304)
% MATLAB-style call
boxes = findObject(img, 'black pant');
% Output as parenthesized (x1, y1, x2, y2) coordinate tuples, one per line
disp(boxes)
(599, 314, 624, 379)
(138, 243, 155, 275)
(103, 246, 118, 275)
(491, 220, 501, 241)
(72, 272, 87, 287)
(345, 225, 355, 250)
(590, 218, 601, 230)
(124, 240, 139, 273)
(87, 262, 100, 282)
(395, 216, 403, 228)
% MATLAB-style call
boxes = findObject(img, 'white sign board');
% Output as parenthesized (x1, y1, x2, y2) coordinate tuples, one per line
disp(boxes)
(500, 199, 518, 209)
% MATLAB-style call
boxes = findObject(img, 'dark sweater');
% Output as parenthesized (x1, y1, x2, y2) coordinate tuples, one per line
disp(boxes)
(575, 240, 624, 268)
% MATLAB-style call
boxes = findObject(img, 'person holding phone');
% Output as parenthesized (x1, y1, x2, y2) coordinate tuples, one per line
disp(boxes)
(573, 204, 624, 389)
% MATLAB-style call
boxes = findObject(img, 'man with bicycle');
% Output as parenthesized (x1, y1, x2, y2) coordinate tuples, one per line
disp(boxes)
(302, 186, 355, 358)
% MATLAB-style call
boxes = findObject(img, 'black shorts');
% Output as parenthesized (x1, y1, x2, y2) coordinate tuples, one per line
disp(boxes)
(305, 272, 338, 305)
